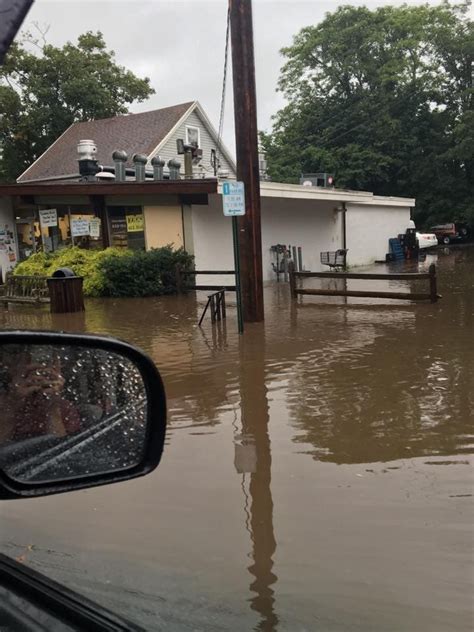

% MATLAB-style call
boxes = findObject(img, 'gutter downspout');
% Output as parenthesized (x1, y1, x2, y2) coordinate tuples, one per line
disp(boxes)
(342, 202, 347, 251)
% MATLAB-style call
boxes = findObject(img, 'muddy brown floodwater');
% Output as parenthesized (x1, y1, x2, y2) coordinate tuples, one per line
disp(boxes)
(1, 246, 473, 631)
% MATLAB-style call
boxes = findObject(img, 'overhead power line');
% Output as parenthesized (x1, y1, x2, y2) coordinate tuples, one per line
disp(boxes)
(216, 3, 231, 170)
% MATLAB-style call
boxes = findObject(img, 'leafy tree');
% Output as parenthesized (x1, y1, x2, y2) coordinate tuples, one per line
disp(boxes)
(261, 2, 473, 229)
(0, 30, 154, 182)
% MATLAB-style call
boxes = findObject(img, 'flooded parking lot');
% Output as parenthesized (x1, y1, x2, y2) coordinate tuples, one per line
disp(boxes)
(0, 246, 473, 631)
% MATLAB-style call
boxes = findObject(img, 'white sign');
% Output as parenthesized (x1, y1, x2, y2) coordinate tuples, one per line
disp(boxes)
(71, 218, 90, 237)
(222, 181, 246, 216)
(89, 218, 101, 238)
(39, 209, 58, 228)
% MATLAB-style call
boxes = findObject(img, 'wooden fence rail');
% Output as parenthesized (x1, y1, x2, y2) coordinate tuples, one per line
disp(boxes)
(289, 262, 440, 303)
(175, 266, 236, 292)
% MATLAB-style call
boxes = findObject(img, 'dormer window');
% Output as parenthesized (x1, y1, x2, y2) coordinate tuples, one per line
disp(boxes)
(186, 125, 200, 148)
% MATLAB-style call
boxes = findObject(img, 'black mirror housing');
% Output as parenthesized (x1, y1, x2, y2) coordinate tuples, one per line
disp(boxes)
(0, 331, 166, 499)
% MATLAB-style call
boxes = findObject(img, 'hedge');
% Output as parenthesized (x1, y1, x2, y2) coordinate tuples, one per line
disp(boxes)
(13, 246, 194, 298)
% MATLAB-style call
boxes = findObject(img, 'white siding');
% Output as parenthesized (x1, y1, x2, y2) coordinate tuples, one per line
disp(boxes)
(192, 194, 343, 284)
(345, 203, 411, 266)
(155, 110, 235, 178)
(261, 197, 342, 278)
(0, 197, 19, 282)
(191, 195, 234, 287)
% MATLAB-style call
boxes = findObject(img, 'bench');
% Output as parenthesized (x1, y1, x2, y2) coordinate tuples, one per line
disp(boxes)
(320, 249, 348, 270)
(0, 275, 50, 308)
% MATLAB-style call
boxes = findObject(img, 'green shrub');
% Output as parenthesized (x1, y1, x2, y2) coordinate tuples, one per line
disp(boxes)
(100, 246, 194, 297)
(14, 245, 194, 298)
(14, 246, 132, 297)
(12, 251, 51, 276)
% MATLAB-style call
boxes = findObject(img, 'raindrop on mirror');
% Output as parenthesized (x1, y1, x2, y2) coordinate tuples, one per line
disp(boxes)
(0, 343, 150, 484)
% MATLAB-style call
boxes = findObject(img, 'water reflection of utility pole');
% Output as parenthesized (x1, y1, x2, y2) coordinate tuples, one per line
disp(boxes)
(234, 337, 278, 631)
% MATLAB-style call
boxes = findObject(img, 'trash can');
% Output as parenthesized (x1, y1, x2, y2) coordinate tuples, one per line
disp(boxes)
(47, 268, 85, 313)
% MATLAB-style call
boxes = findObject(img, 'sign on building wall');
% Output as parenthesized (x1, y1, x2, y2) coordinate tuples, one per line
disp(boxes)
(110, 218, 127, 248)
(89, 218, 101, 238)
(0, 225, 15, 258)
(222, 181, 246, 217)
(39, 209, 58, 229)
(0, 222, 17, 282)
(126, 214, 144, 233)
(71, 218, 90, 237)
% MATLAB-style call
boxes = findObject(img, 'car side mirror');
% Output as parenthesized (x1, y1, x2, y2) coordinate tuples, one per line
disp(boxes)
(0, 331, 166, 499)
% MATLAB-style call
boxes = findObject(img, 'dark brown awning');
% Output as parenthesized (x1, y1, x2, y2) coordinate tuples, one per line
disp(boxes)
(0, 180, 218, 197)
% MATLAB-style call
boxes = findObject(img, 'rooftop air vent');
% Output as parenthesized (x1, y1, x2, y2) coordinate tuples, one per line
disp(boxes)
(112, 150, 128, 182)
(132, 153, 147, 182)
(77, 139, 99, 180)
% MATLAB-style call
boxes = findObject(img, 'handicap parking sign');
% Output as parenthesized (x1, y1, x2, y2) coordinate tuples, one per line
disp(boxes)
(222, 181, 246, 216)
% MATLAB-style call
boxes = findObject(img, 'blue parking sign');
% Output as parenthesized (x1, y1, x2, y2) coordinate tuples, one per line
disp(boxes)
(222, 181, 246, 216)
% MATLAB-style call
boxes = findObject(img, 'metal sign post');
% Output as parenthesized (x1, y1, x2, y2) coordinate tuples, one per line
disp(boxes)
(232, 217, 244, 334)
(222, 181, 245, 334)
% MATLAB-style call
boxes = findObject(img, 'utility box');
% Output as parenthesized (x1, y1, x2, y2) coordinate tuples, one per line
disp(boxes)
(47, 268, 85, 313)
(300, 172, 335, 188)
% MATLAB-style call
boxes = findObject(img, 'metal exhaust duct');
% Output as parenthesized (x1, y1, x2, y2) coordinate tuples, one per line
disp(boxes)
(112, 150, 128, 182)
(168, 159, 181, 180)
(77, 139, 99, 180)
(151, 155, 165, 181)
(184, 148, 193, 179)
(132, 153, 147, 182)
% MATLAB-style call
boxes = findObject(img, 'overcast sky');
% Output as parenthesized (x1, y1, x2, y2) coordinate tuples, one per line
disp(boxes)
(20, 0, 443, 156)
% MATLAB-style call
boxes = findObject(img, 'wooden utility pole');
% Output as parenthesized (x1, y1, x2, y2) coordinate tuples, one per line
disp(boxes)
(229, 0, 264, 322)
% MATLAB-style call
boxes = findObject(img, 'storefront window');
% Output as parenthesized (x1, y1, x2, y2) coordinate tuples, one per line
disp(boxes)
(14, 204, 145, 261)
(15, 205, 103, 260)
(15, 216, 36, 261)
(108, 206, 145, 250)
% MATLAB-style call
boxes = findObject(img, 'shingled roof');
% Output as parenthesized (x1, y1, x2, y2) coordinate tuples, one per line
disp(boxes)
(18, 101, 195, 183)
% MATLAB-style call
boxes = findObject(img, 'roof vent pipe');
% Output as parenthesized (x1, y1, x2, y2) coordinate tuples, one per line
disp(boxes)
(77, 139, 99, 180)
(112, 150, 128, 182)
(151, 155, 165, 181)
(77, 139, 97, 161)
(132, 153, 147, 182)
(168, 159, 181, 180)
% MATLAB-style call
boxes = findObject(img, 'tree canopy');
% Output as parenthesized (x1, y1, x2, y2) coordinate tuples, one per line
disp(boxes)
(0, 30, 154, 182)
(261, 1, 473, 228)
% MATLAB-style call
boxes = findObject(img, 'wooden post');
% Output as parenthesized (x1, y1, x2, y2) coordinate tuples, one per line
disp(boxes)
(221, 290, 227, 320)
(210, 295, 216, 323)
(90, 195, 110, 248)
(68, 206, 75, 246)
(429, 264, 438, 303)
(292, 246, 298, 272)
(298, 247, 303, 272)
(230, 0, 264, 323)
(288, 261, 296, 298)
(175, 264, 182, 294)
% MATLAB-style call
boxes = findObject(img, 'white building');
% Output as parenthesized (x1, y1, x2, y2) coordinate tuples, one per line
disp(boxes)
(0, 100, 414, 283)
(191, 182, 414, 284)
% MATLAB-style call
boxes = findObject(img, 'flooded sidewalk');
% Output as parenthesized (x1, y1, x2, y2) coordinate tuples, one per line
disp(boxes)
(0, 246, 473, 631)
